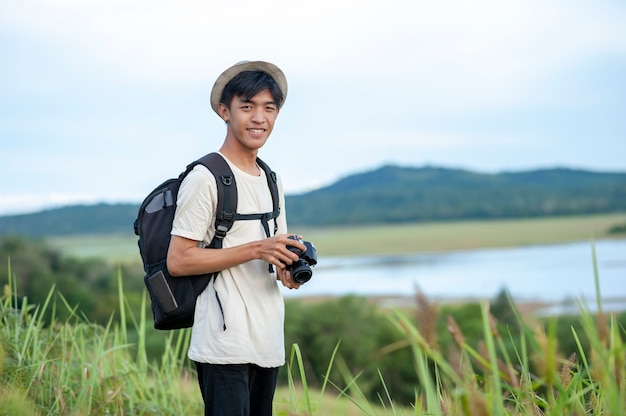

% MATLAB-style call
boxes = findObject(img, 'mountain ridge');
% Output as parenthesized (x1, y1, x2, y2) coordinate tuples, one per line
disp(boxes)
(1, 164, 625, 236)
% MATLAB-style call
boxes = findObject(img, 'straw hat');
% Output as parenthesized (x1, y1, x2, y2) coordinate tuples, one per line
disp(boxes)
(210, 61, 288, 115)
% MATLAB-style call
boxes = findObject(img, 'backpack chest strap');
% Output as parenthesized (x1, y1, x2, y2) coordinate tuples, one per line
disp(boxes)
(215, 209, 280, 238)
(214, 209, 281, 274)
(234, 209, 281, 237)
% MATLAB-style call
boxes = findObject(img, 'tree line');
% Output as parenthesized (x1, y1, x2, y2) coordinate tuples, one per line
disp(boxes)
(286, 165, 626, 226)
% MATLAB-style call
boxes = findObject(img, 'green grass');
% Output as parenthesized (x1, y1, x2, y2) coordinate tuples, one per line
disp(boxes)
(1, 267, 203, 415)
(2, 241, 625, 415)
(46, 234, 140, 264)
(0, 263, 376, 415)
(277, 245, 625, 415)
(293, 212, 626, 256)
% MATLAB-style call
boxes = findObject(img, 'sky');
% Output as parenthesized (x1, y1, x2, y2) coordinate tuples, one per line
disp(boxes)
(1, 0, 625, 216)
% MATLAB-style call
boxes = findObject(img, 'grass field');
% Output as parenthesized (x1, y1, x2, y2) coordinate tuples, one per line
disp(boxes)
(47, 212, 626, 262)
(6, 214, 625, 415)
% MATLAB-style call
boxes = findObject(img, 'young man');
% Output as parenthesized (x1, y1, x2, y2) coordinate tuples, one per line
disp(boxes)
(166, 61, 306, 415)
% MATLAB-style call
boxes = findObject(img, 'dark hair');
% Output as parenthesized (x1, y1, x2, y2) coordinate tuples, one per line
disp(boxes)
(220, 70, 284, 110)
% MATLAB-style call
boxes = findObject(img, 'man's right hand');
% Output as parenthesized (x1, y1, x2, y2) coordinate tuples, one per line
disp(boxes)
(258, 233, 306, 270)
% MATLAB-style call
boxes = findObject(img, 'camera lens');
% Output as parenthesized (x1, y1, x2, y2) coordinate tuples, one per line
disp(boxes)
(284, 237, 316, 284)
(291, 260, 312, 284)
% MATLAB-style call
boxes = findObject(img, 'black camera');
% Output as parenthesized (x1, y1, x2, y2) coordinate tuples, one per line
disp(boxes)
(285, 236, 318, 284)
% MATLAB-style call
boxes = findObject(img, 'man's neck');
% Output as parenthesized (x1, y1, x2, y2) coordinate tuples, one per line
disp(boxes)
(219, 143, 260, 176)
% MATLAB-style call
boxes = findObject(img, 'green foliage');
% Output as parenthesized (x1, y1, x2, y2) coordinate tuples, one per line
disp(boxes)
(489, 288, 519, 329)
(0, 235, 176, 362)
(608, 221, 626, 234)
(2, 263, 626, 414)
(287, 166, 626, 226)
(0, 270, 203, 415)
(0, 203, 137, 237)
(2, 235, 626, 414)
(438, 302, 485, 345)
(283, 296, 420, 404)
(0, 235, 145, 325)
(283, 297, 388, 385)
(280, 296, 626, 414)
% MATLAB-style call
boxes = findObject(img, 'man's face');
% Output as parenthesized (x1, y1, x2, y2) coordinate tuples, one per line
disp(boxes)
(219, 89, 280, 151)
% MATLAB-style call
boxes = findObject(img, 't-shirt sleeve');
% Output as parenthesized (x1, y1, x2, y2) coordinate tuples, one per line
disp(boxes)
(171, 166, 217, 243)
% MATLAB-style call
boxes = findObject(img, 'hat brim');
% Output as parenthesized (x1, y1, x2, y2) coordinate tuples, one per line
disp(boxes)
(210, 61, 288, 115)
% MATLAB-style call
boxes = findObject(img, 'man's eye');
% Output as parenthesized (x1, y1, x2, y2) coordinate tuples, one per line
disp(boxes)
(266, 106, 277, 112)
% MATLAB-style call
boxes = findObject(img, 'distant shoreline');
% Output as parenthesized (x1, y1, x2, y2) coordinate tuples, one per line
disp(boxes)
(295, 213, 626, 257)
(45, 212, 626, 262)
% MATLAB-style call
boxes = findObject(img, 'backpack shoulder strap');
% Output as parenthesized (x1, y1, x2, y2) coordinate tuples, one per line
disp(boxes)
(193, 152, 237, 249)
(191, 153, 281, 249)
(256, 156, 280, 235)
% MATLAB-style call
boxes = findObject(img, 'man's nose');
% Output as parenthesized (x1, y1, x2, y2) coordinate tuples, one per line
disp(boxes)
(251, 108, 265, 122)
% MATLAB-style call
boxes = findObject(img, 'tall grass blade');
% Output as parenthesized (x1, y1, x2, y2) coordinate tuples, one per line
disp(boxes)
(289, 343, 314, 415)
(319, 340, 341, 398)
(590, 237, 603, 315)
(117, 266, 127, 343)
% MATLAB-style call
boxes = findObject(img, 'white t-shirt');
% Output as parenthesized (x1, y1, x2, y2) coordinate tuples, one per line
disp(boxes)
(171, 154, 288, 368)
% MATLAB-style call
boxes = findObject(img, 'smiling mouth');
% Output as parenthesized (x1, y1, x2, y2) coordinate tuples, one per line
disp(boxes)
(248, 128, 266, 133)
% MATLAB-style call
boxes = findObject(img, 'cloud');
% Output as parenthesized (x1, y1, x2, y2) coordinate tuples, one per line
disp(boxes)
(4, 0, 624, 90)
(0, 0, 625, 215)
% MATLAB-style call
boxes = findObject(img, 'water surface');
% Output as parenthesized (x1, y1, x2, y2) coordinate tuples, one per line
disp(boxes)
(282, 239, 626, 303)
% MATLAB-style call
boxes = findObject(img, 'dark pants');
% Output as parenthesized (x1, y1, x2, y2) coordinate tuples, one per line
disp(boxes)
(194, 362, 279, 416)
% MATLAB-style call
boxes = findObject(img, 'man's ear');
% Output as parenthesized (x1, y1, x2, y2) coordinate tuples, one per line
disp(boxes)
(218, 102, 229, 122)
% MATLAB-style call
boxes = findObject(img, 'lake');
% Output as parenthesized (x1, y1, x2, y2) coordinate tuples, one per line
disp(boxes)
(282, 239, 626, 306)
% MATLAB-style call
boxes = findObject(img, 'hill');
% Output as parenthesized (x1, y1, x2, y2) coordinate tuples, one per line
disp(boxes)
(286, 165, 626, 226)
(0, 165, 625, 237)
(0, 203, 138, 237)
